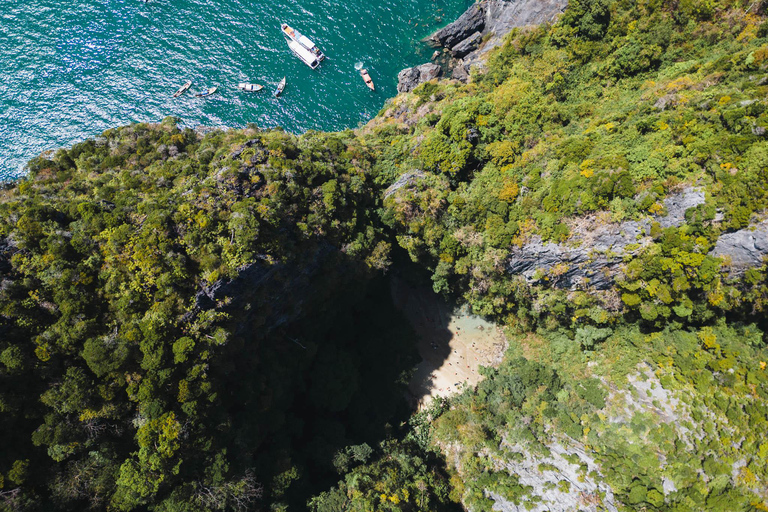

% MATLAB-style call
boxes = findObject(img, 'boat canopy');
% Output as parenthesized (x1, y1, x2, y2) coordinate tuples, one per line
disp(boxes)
(298, 34, 317, 51)
(287, 39, 319, 69)
(282, 23, 324, 61)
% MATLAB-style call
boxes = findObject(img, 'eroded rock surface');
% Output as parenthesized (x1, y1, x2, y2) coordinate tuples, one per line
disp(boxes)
(429, 3, 486, 48)
(403, 0, 568, 86)
(489, 441, 619, 512)
(711, 219, 768, 269)
(657, 187, 705, 228)
(396, 63, 442, 93)
(451, 31, 483, 57)
(507, 238, 623, 290)
(384, 170, 428, 198)
(506, 188, 706, 290)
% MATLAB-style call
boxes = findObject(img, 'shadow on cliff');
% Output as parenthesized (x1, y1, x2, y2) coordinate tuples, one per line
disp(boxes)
(389, 269, 456, 408)
(191, 243, 457, 506)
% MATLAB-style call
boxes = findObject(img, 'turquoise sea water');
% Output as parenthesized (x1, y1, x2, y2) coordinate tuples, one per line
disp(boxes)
(0, 0, 472, 178)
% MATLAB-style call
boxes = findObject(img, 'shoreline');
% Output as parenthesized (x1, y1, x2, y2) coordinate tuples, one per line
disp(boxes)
(1, 0, 471, 180)
(397, 0, 567, 92)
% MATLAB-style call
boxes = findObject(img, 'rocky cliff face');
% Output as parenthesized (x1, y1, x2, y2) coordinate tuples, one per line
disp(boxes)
(429, 3, 486, 48)
(506, 188, 706, 291)
(189, 241, 360, 340)
(449, 0, 568, 80)
(505, 187, 768, 292)
(711, 219, 768, 270)
(397, 0, 568, 91)
(396, 63, 442, 93)
(488, 440, 619, 512)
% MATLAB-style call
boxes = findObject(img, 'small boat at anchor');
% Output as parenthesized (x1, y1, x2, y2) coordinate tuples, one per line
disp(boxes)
(195, 86, 218, 98)
(281, 23, 325, 61)
(360, 68, 375, 91)
(238, 83, 264, 92)
(173, 80, 192, 98)
(274, 77, 286, 97)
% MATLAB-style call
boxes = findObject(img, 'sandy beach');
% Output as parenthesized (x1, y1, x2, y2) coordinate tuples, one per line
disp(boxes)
(391, 276, 507, 409)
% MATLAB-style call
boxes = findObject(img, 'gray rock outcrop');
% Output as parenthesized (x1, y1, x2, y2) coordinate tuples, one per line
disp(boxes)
(482, 0, 567, 42)
(489, 440, 619, 512)
(506, 187, 706, 290)
(428, 3, 486, 48)
(504, 185, 768, 291)
(710, 219, 768, 269)
(657, 187, 705, 228)
(400, 0, 568, 87)
(451, 0, 567, 80)
(384, 170, 428, 198)
(396, 63, 442, 93)
(507, 238, 623, 290)
(451, 31, 483, 58)
(451, 62, 471, 82)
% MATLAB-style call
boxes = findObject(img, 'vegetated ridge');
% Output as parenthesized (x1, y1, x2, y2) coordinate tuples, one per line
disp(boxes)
(2, 0, 768, 511)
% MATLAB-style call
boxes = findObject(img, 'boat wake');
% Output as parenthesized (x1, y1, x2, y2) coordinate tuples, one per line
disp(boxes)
(354, 61, 363, 71)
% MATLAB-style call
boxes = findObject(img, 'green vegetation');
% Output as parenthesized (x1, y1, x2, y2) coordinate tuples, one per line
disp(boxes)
(2, 0, 768, 510)
(374, 0, 768, 330)
(434, 323, 768, 511)
(0, 122, 435, 510)
(366, 0, 768, 507)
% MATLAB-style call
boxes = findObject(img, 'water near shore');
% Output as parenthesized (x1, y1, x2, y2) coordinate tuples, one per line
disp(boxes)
(0, 0, 472, 178)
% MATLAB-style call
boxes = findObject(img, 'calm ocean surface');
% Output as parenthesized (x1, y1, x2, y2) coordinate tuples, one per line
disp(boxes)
(0, 0, 472, 178)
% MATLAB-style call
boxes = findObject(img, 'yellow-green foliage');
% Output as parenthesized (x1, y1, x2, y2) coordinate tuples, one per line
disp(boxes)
(434, 325, 768, 511)
(372, 0, 768, 331)
(3, 0, 768, 510)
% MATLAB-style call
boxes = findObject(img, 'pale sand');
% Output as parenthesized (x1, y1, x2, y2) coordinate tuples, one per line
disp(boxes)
(391, 276, 507, 409)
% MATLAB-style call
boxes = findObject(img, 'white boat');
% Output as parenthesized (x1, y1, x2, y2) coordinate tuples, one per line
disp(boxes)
(285, 38, 320, 69)
(360, 69, 374, 91)
(195, 86, 218, 98)
(173, 80, 192, 98)
(281, 23, 325, 61)
(238, 83, 263, 92)
(274, 77, 286, 97)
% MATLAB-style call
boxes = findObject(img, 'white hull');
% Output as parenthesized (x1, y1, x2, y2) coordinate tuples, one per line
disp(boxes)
(238, 83, 263, 92)
(286, 39, 320, 69)
(281, 23, 325, 62)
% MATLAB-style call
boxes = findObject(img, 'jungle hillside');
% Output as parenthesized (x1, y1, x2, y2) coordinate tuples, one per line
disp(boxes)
(2, 0, 768, 511)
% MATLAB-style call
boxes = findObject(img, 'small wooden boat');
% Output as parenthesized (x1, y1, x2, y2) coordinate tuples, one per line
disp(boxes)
(360, 69, 375, 91)
(195, 86, 218, 98)
(274, 77, 286, 97)
(173, 80, 192, 98)
(238, 83, 264, 92)
(281, 23, 325, 61)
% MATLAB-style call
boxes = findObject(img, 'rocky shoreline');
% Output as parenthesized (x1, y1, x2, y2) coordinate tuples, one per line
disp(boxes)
(397, 0, 567, 92)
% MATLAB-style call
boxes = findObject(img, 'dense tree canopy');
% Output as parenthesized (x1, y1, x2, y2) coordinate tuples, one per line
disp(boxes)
(2, 0, 768, 510)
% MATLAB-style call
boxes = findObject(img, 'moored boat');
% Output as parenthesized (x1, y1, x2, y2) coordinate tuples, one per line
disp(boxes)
(286, 38, 320, 69)
(360, 69, 375, 91)
(195, 86, 218, 98)
(173, 80, 192, 98)
(238, 83, 264, 92)
(281, 23, 325, 61)
(274, 77, 286, 97)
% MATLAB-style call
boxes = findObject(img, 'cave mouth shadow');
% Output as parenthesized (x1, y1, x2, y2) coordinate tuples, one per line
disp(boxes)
(280, 273, 457, 505)
(210, 250, 459, 507)
(389, 274, 459, 407)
